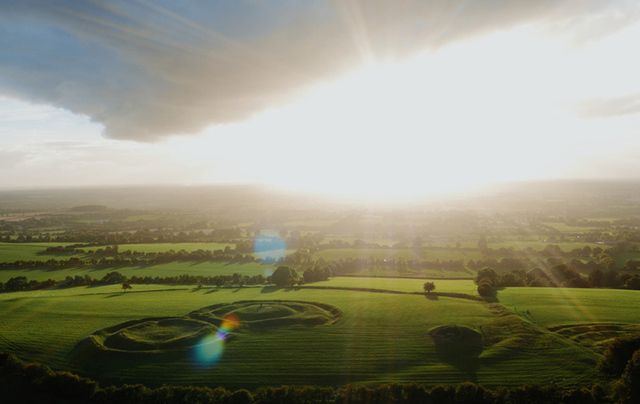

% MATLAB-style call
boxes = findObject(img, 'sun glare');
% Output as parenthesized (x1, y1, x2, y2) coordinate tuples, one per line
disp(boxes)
(179, 24, 640, 201)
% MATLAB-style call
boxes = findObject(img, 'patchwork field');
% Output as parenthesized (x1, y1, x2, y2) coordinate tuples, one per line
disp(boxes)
(0, 242, 236, 263)
(488, 240, 606, 251)
(0, 283, 603, 388)
(314, 247, 482, 261)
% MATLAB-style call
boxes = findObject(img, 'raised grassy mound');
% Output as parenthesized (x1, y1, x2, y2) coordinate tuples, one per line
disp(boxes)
(549, 323, 640, 353)
(189, 300, 341, 329)
(429, 325, 484, 365)
(73, 300, 341, 359)
(100, 318, 213, 352)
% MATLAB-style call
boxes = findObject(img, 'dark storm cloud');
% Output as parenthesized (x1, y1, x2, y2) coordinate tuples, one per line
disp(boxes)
(0, 0, 637, 141)
(579, 94, 640, 118)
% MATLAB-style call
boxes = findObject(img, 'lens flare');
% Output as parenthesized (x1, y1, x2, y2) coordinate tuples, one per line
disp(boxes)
(193, 313, 241, 366)
(221, 313, 240, 331)
(194, 334, 224, 366)
(254, 232, 286, 261)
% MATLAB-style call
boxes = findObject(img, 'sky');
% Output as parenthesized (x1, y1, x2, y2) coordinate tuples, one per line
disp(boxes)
(1, 1, 640, 200)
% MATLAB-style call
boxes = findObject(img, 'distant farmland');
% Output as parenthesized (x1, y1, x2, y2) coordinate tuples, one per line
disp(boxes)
(313, 247, 483, 261)
(84, 242, 235, 253)
(0, 261, 275, 283)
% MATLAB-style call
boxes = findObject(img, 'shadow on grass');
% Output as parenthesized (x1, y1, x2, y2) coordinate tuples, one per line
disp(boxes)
(429, 325, 483, 381)
(424, 293, 439, 301)
(260, 286, 280, 294)
(97, 288, 187, 298)
(483, 289, 500, 303)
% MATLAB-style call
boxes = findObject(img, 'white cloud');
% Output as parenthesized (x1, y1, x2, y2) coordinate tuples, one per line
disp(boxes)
(1, 0, 638, 141)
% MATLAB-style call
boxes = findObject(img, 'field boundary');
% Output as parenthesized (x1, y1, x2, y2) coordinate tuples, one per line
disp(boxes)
(338, 274, 474, 280)
(295, 285, 483, 301)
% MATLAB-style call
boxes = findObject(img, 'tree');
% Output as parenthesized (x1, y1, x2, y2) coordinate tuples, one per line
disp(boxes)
(270, 266, 298, 287)
(475, 267, 498, 286)
(617, 350, 640, 404)
(303, 267, 331, 283)
(599, 336, 640, 376)
(477, 281, 495, 298)
(625, 275, 640, 290)
(423, 282, 435, 294)
(121, 282, 132, 292)
(589, 269, 604, 288)
(226, 389, 254, 404)
(100, 271, 125, 285)
(5, 276, 28, 291)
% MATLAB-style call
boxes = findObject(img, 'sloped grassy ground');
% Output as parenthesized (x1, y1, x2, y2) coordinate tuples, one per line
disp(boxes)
(0, 284, 602, 388)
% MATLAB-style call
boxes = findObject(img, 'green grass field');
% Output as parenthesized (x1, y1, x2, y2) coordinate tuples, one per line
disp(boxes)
(499, 287, 640, 327)
(0, 242, 236, 263)
(314, 247, 482, 261)
(542, 222, 601, 233)
(0, 283, 601, 388)
(0, 242, 77, 261)
(499, 287, 640, 354)
(0, 262, 275, 282)
(313, 277, 477, 294)
(488, 240, 605, 251)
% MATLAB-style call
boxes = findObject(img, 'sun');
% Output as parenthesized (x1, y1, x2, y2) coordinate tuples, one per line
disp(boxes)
(196, 26, 598, 201)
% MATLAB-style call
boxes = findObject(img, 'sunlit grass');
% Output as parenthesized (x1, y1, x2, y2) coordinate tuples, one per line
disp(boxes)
(0, 285, 600, 387)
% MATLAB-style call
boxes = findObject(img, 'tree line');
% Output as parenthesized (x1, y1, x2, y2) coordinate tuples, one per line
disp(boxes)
(474, 265, 640, 298)
(285, 254, 466, 273)
(0, 248, 258, 271)
(0, 227, 244, 244)
(0, 266, 331, 293)
(2, 351, 634, 404)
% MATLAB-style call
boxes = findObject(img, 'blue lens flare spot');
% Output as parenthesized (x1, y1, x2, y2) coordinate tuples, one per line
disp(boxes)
(193, 334, 224, 366)
(192, 313, 240, 367)
(254, 231, 286, 262)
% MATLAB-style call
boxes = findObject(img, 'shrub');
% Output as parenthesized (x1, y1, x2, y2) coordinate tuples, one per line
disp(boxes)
(269, 266, 298, 287)
(477, 280, 495, 298)
(599, 336, 640, 376)
(615, 350, 640, 404)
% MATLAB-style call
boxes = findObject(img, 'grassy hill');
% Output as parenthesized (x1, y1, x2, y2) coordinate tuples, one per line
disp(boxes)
(0, 283, 602, 388)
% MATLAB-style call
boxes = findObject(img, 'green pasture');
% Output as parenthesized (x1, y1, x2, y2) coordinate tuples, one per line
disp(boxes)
(0, 242, 77, 262)
(542, 222, 601, 233)
(0, 262, 275, 283)
(313, 277, 477, 295)
(313, 247, 481, 261)
(499, 287, 640, 327)
(488, 240, 605, 252)
(0, 284, 600, 388)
